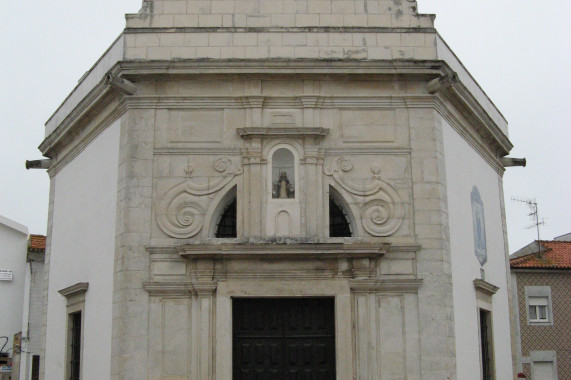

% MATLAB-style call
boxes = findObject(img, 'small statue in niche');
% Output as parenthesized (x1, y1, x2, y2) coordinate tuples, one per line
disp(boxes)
(274, 171, 295, 199)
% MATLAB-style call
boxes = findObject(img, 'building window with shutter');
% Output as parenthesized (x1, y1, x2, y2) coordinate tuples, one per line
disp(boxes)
(528, 296, 549, 322)
(525, 286, 553, 325)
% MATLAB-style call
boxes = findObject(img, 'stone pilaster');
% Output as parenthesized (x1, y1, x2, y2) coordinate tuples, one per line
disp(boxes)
(111, 109, 155, 380)
(410, 108, 457, 379)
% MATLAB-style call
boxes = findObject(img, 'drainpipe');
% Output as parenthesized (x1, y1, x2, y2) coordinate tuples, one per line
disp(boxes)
(105, 73, 137, 95)
(25, 159, 52, 170)
(501, 157, 526, 167)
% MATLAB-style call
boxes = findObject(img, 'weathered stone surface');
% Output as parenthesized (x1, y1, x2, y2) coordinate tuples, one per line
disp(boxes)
(38, 0, 515, 379)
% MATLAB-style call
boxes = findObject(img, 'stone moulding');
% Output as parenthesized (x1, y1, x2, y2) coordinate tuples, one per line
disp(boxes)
(58, 282, 89, 298)
(350, 278, 423, 293)
(142, 281, 193, 296)
(41, 59, 511, 177)
(237, 127, 330, 138)
(156, 156, 243, 238)
(324, 157, 404, 236)
(176, 242, 390, 259)
(473, 278, 499, 296)
(143, 243, 422, 295)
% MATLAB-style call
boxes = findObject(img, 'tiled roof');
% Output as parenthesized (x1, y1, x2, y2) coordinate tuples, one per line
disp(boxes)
(28, 234, 46, 251)
(510, 240, 571, 269)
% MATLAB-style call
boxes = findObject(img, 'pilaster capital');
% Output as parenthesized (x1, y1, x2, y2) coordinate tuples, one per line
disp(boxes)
(193, 281, 218, 296)
(300, 95, 320, 108)
(242, 96, 265, 108)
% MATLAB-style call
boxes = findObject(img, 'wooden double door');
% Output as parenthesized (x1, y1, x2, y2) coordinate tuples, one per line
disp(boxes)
(232, 298, 336, 380)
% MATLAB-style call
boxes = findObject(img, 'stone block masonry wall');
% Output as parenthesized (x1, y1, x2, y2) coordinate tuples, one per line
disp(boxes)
(124, 30, 437, 60)
(124, 0, 437, 61)
(127, 0, 434, 29)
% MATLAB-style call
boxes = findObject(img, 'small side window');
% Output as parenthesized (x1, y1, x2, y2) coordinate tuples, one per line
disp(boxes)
(58, 282, 88, 380)
(528, 296, 549, 322)
(525, 286, 553, 325)
(68, 311, 82, 380)
(479, 308, 494, 380)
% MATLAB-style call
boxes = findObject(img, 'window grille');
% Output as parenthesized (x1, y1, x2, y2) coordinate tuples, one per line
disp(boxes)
(69, 311, 82, 380)
(215, 198, 237, 238)
(329, 198, 351, 237)
(479, 309, 493, 380)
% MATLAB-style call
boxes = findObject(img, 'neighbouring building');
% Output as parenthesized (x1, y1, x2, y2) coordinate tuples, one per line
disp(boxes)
(15, 235, 46, 380)
(0, 215, 28, 379)
(510, 235, 571, 380)
(36, 1, 522, 379)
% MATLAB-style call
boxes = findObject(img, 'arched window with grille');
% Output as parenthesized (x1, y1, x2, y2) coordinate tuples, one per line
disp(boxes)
(215, 198, 237, 238)
(329, 197, 352, 237)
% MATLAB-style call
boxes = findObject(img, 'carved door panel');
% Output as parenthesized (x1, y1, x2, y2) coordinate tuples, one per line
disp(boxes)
(233, 298, 336, 380)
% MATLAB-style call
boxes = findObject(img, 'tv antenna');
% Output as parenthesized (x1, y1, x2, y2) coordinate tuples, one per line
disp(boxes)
(512, 197, 545, 256)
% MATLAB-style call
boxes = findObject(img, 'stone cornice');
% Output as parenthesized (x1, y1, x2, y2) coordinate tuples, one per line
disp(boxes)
(143, 281, 193, 296)
(58, 282, 89, 298)
(442, 80, 513, 155)
(433, 99, 505, 175)
(40, 59, 511, 176)
(350, 278, 423, 293)
(46, 100, 127, 178)
(118, 59, 443, 76)
(147, 243, 420, 256)
(39, 80, 112, 156)
(473, 279, 499, 296)
(154, 147, 243, 155)
(177, 242, 390, 259)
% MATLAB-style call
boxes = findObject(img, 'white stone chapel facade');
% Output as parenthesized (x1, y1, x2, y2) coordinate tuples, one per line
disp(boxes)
(38, 1, 518, 379)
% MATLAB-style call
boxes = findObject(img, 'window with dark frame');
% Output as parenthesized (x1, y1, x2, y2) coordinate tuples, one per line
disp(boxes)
(479, 309, 493, 380)
(69, 311, 82, 380)
(215, 198, 237, 238)
(329, 198, 351, 237)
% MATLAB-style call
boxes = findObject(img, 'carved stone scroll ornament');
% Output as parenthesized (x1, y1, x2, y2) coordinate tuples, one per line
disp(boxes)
(324, 157, 404, 236)
(156, 156, 243, 238)
(325, 157, 389, 197)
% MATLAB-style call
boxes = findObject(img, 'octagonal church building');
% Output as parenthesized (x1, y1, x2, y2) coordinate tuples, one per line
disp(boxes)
(37, 1, 519, 379)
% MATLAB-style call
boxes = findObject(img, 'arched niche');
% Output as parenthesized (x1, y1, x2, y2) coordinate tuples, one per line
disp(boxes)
(207, 185, 238, 238)
(266, 144, 300, 201)
(272, 148, 295, 199)
(328, 186, 356, 238)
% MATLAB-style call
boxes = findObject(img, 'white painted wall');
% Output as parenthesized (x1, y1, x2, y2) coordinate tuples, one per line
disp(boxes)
(0, 216, 28, 358)
(44, 121, 120, 380)
(442, 120, 513, 380)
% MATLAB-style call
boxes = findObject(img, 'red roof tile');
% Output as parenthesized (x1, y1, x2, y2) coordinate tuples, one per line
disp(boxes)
(510, 240, 571, 269)
(28, 234, 46, 251)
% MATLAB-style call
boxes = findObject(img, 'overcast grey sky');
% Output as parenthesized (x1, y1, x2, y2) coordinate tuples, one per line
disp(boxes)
(1, 0, 569, 252)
